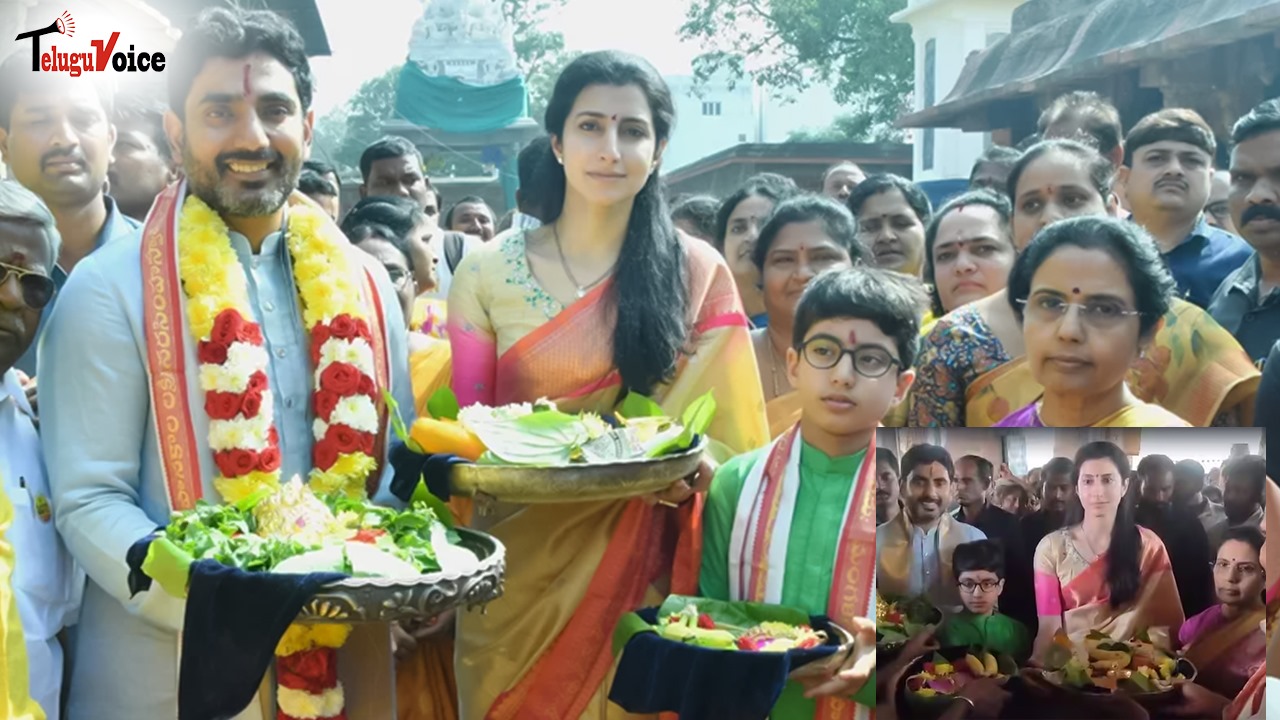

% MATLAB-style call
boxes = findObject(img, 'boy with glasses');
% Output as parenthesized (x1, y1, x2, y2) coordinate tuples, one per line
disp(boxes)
(937, 540, 1032, 663)
(700, 266, 923, 718)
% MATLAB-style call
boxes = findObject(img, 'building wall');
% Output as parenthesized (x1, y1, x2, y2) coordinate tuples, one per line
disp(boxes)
(662, 72, 757, 172)
(893, 0, 1025, 181)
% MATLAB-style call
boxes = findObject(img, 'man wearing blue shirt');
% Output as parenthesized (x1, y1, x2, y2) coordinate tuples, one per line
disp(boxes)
(0, 53, 140, 378)
(38, 8, 414, 719)
(1209, 99, 1280, 367)
(1119, 108, 1253, 308)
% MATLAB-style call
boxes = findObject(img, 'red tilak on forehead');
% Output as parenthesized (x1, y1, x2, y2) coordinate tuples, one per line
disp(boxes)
(243, 64, 252, 96)
(1071, 287, 1081, 295)
(847, 329, 858, 345)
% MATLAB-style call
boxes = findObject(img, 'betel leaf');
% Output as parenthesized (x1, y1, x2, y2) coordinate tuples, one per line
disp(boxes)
(646, 391, 717, 458)
(618, 392, 664, 419)
(467, 409, 590, 465)
(931, 652, 949, 666)
(655, 594, 809, 630)
(382, 390, 424, 454)
(1120, 673, 1154, 693)
(427, 387, 461, 421)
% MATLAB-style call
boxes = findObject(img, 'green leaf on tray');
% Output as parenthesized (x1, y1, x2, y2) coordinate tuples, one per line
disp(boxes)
(612, 610, 657, 657)
(383, 390, 424, 454)
(619, 392, 664, 419)
(467, 410, 589, 465)
(1120, 673, 1154, 693)
(409, 477, 456, 529)
(656, 594, 810, 630)
(427, 387, 461, 421)
(647, 391, 717, 458)
(931, 651, 949, 666)
(877, 627, 908, 644)
(996, 654, 1019, 676)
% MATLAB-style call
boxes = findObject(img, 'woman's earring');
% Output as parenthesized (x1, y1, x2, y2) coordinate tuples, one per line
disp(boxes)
(556, 155, 564, 165)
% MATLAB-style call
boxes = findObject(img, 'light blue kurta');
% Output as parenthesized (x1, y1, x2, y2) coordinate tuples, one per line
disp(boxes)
(38, 218, 415, 720)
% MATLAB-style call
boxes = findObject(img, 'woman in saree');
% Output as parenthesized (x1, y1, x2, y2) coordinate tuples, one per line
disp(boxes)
(993, 216, 1190, 427)
(712, 173, 799, 328)
(748, 195, 860, 437)
(1029, 441, 1184, 664)
(908, 139, 1259, 427)
(446, 51, 769, 719)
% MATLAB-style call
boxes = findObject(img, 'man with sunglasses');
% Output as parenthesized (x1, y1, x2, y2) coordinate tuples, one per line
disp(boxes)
(0, 53, 140, 379)
(698, 267, 922, 718)
(0, 179, 83, 719)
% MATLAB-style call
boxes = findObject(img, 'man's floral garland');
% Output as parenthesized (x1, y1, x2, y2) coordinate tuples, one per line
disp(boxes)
(177, 195, 381, 719)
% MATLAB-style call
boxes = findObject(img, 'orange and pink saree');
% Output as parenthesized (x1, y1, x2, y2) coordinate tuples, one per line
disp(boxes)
(446, 232, 768, 719)
(1032, 525, 1185, 647)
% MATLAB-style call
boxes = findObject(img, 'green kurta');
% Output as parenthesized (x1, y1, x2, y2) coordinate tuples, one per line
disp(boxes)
(701, 440, 868, 718)
(937, 610, 1032, 664)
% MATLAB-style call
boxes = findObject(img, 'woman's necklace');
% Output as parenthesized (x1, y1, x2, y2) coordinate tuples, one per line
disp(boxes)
(765, 331, 789, 398)
(551, 223, 616, 298)
(1079, 526, 1109, 560)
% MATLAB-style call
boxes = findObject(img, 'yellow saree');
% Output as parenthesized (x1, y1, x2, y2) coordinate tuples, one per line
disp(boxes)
(447, 233, 768, 719)
(1033, 526, 1185, 647)
(966, 299, 1260, 427)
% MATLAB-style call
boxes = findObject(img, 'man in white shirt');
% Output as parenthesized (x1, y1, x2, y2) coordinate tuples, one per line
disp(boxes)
(0, 179, 82, 718)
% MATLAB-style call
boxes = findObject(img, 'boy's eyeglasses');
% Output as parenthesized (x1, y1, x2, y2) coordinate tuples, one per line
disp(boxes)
(798, 336, 901, 378)
(0, 261, 56, 309)
(957, 580, 1002, 593)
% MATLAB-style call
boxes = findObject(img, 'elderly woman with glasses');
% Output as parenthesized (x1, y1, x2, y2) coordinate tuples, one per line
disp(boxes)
(0, 179, 83, 719)
(994, 216, 1191, 427)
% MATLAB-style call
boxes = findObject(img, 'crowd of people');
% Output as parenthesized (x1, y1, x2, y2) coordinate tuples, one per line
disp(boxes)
(0, 2, 1273, 720)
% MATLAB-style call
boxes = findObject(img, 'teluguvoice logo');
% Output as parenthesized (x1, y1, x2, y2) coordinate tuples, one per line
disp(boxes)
(14, 10, 166, 77)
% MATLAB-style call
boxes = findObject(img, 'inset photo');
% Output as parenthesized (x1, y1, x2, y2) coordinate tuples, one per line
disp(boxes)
(877, 427, 1267, 719)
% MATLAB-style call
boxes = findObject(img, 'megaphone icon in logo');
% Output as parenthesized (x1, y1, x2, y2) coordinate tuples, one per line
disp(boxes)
(13, 11, 75, 70)
(15, 11, 74, 41)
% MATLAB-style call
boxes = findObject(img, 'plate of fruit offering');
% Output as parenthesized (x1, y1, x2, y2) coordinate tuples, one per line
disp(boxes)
(1036, 629, 1195, 702)
(395, 389, 714, 503)
(876, 592, 942, 649)
(901, 647, 1017, 712)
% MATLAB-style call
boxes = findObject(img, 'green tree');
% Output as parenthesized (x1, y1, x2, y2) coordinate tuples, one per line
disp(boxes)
(786, 110, 902, 143)
(681, 0, 913, 130)
(501, 0, 572, 126)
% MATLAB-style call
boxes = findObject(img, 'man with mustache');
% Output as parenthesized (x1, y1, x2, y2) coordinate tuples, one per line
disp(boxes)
(876, 446, 901, 525)
(1018, 457, 1074, 570)
(1119, 108, 1252, 308)
(1136, 454, 1216, 619)
(37, 8, 414, 718)
(0, 53, 140, 378)
(1208, 455, 1267, 554)
(1208, 98, 1280, 366)
(877, 444, 985, 614)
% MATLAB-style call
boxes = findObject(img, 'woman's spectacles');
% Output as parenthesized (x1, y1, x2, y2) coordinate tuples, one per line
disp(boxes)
(1211, 560, 1262, 576)
(958, 579, 1002, 593)
(798, 336, 901, 378)
(0, 261, 56, 309)
(1016, 294, 1142, 330)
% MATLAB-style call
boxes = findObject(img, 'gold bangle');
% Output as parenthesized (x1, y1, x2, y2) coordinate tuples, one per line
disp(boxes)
(951, 696, 976, 715)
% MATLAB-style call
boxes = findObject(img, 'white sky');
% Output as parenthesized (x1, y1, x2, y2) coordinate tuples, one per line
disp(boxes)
(309, 0, 703, 116)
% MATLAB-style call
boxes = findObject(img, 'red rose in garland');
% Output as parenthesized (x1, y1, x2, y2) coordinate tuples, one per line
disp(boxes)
(319, 363, 361, 396)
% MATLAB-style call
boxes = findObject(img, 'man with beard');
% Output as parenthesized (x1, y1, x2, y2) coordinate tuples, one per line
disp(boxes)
(1208, 455, 1266, 553)
(1208, 99, 1280, 366)
(0, 53, 140, 377)
(1175, 458, 1228, 531)
(876, 446, 900, 526)
(1019, 457, 1074, 566)
(38, 8, 415, 718)
(877, 444, 985, 614)
(1137, 455, 1215, 618)
(1119, 108, 1252, 308)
